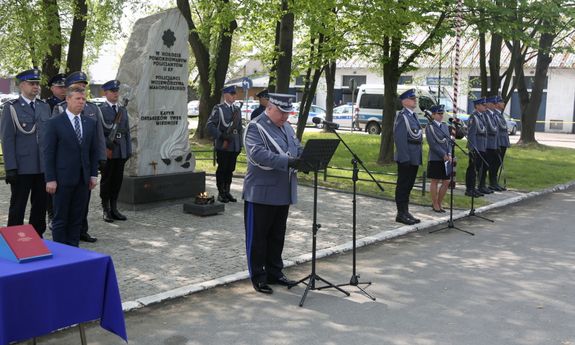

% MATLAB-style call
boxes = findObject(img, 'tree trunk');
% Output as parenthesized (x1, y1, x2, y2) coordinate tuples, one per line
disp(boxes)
(275, 0, 294, 93)
(267, 20, 281, 93)
(479, 31, 488, 96)
(324, 60, 336, 124)
(488, 33, 502, 96)
(378, 36, 400, 165)
(177, 0, 236, 140)
(40, 0, 62, 99)
(66, 0, 88, 73)
(517, 32, 554, 144)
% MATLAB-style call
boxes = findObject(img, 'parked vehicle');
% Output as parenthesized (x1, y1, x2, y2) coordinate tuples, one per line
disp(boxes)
(355, 84, 437, 134)
(233, 101, 260, 124)
(187, 100, 199, 117)
(332, 104, 356, 129)
(288, 103, 326, 128)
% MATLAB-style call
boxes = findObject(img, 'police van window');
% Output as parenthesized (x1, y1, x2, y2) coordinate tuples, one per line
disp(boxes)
(359, 94, 384, 109)
(419, 96, 435, 112)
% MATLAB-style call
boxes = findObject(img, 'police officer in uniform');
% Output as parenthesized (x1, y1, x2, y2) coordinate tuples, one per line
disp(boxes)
(250, 89, 269, 120)
(483, 96, 500, 192)
(206, 85, 243, 203)
(98, 80, 131, 223)
(493, 96, 510, 190)
(0, 68, 51, 236)
(465, 98, 488, 197)
(394, 89, 422, 225)
(425, 104, 453, 213)
(46, 73, 67, 111)
(53, 71, 106, 242)
(243, 93, 302, 294)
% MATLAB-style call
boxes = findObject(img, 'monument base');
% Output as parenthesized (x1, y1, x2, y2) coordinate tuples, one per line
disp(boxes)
(119, 171, 205, 204)
(183, 202, 225, 216)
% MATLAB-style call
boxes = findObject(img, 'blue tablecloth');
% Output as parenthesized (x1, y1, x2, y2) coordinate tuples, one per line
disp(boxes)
(0, 240, 127, 344)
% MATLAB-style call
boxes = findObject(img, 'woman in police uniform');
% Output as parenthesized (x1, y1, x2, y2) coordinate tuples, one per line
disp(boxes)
(425, 105, 452, 212)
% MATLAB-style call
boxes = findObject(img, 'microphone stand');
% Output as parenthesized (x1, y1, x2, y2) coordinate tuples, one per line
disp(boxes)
(316, 123, 383, 301)
(422, 116, 475, 236)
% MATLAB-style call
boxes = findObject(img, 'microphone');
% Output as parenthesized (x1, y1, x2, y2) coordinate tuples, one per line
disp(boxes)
(312, 117, 340, 130)
(448, 117, 463, 127)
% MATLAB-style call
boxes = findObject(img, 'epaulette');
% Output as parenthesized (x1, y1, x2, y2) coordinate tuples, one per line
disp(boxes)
(36, 98, 46, 104)
(86, 100, 96, 105)
(6, 98, 18, 105)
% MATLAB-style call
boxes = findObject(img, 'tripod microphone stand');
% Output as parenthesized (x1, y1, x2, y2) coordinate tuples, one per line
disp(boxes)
(316, 126, 384, 301)
(288, 139, 350, 307)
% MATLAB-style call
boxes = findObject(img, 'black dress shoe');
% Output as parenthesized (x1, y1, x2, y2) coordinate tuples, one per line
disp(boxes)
(406, 212, 421, 224)
(80, 234, 98, 243)
(396, 213, 416, 225)
(226, 192, 237, 202)
(253, 282, 273, 294)
(478, 186, 493, 194)
(268, 275, 297, 287)
(217, 194, 229, 203)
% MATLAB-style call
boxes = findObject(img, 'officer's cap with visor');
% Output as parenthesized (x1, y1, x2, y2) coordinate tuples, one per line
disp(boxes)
(399, 88, 417, 100)
(268, 93, 294, 112)
(65, 71, 88, 87)
(102, 80, 121, 92)
(222, 85, 237, 94)
(430, 104, 445, 113)
(473, 97, 487, 105)
(256, 89, 269, 99)
(16, 68, 41, 82)
(48, 73, 66, 87)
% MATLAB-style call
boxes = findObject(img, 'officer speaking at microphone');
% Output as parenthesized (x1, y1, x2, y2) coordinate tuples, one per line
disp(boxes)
(1, 68, 51, 236)
(98, 80, 131, 223)
(243, 93, 303, 294)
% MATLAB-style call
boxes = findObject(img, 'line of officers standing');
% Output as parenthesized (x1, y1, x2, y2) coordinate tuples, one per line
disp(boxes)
(0, 68, 131, 246)
(393, 89, 510, 226)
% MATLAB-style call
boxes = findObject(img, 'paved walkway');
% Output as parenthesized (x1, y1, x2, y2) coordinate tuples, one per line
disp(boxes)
(0, 175, 571, 311)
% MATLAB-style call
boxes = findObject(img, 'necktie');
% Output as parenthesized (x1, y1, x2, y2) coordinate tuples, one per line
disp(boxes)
(30, 101, 35, 111)
(74, 116, 82, 143)
(112, 104, 117, 114)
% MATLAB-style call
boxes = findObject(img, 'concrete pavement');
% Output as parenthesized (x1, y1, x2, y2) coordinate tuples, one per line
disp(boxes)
(29, 183, 575, 345)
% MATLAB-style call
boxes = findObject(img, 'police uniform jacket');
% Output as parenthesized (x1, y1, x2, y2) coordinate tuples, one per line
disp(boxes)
(483, 110, 499, 150)
(46, 96, 64, 112)
(206, 102, 243, 152)
(250, 105, 266, 120)
(0, 97, 51, 174)
(54, 101, 106, 161)
(494, 109, 511, 148)
(467, 111, 487, 153)
(425, 121, 451, 162)
(393, 107, 423, 166)
(99, 102, 132, 159)
(242, 113, 303, 206)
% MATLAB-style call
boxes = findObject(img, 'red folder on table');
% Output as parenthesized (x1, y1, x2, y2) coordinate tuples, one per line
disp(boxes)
(0, 225, 52, 263)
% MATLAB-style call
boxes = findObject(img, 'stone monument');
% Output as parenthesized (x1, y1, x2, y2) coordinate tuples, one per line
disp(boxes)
(116, 8, 204, 204)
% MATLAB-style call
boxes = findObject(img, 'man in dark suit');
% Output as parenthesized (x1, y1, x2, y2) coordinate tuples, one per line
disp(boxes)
(1, 68, 51, 237)
(98, 80, 131, 222)
(44, 87, 99, 247)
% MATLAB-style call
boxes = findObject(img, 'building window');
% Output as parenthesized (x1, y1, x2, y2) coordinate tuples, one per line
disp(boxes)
(342, 75, 367, 88)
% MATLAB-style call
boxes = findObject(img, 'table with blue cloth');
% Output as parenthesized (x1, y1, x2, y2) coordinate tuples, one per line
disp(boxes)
(0, 240, 127, 344)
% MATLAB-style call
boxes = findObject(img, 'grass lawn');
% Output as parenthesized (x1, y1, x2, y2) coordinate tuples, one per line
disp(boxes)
(192, 130, 575, 209)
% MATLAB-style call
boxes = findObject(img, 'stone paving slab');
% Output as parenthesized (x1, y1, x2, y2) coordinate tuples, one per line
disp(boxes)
(0, 175, 543, 310)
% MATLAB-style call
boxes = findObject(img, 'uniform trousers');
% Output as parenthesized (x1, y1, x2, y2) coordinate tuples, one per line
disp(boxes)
(100, 158, 126, 200)
(7, 173, 47, 237)
(465, 152, 478, 190)
(244, 201, 289, 284)
(215, 150, 240, 187)
(395, 163, 419, 208)
(486, 148, 499, 186)
(52, 182, 90, 247)
(476, 151, 488, 187)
